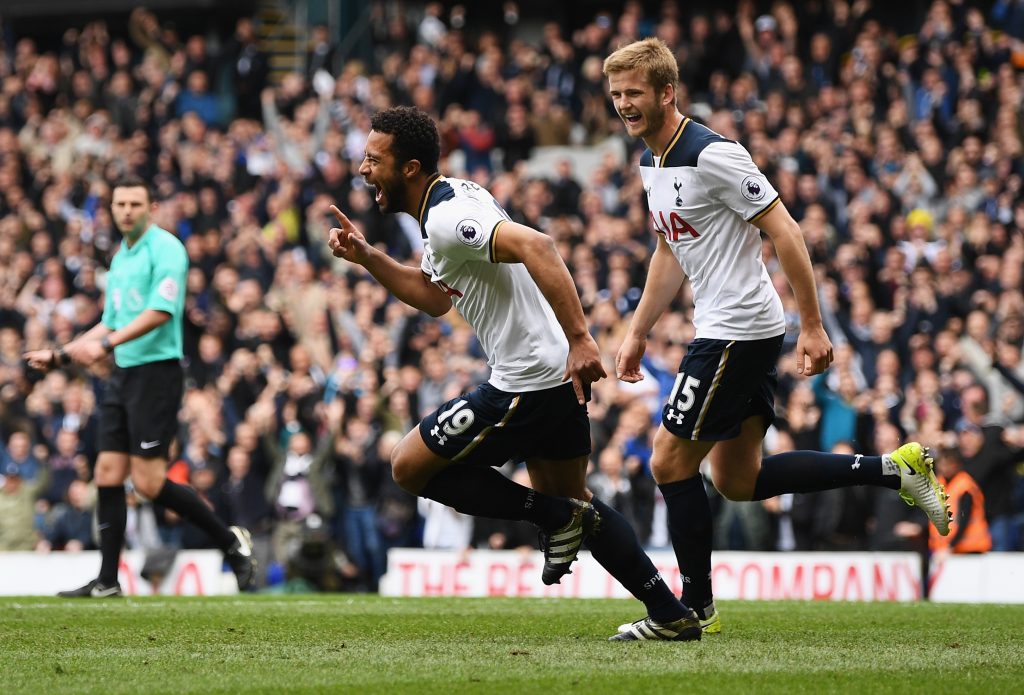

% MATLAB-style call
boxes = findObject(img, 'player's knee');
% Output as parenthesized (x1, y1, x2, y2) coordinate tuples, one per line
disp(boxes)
(94, 454, 128, 487)
(648, 453, 673, 484)
(130, 473, 163, 500)
(649, 451, 698, 485)
(711, 473, 754, 502)
(93, 464, 122, 487)
(389, 444, 418, 493)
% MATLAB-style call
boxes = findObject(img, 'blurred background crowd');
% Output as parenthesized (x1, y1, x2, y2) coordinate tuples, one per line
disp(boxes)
(0, 0, 1023, 592)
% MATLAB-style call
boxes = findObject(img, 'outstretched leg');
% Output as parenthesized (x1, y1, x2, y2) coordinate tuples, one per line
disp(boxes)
(711, 417, 949, 534)
(131, 456, 256, 590)
(395, 427, 574, 530)
(393, 427, 599, 584)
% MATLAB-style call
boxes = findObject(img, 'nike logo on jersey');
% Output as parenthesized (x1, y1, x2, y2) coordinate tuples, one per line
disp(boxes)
(140, 440, 161, 450)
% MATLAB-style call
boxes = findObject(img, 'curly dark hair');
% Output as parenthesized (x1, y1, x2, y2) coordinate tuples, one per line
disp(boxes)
(370, 106, 440, 175)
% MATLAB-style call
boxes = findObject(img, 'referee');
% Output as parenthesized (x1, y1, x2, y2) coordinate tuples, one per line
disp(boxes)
(26, 177, 256, 596)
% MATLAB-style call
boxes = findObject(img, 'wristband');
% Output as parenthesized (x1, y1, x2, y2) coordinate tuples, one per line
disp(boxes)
(100, 335, 114, 353)
(52, 347, 67, 368)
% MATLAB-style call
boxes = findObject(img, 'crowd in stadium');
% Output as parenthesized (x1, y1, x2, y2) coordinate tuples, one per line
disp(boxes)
(0, 0, 1023, 591)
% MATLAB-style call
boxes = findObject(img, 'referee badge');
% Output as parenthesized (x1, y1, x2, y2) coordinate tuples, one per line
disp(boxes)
(158, 278, 180, 302)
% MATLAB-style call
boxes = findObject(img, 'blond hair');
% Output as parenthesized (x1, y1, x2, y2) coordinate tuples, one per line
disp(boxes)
(602, 38, 679, 91)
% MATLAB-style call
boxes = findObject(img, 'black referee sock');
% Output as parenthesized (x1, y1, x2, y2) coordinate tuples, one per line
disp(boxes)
(584, 497, 689, 623)
(97, 485, 127, 586)
(659, 475, 714, 614)
(153, 479, 237, 550)
(419, 465, 573, 531)
(751, 451, 900, 501)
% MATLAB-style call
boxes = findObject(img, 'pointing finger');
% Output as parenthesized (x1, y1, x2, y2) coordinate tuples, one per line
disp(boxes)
(329, 205, 349, 227)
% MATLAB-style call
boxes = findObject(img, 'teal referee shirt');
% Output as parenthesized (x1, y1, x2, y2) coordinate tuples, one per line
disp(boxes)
(101, 224, 188, 368)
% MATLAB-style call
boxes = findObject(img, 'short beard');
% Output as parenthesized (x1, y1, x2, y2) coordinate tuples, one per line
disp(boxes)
(120, 220, 148, 242)
(379, 176, 407, 215)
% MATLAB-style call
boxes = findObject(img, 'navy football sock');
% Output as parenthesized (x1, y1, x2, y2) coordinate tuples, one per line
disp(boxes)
(97, 485, 127, 585)
(419, 465, 572, 531)
(585, 497, 689, 623)
(752, 451, 900, 501)
(659, 475, 714, 613)
(154, 479, 237, 550)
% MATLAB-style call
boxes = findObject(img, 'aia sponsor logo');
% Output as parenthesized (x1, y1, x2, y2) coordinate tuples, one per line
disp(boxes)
(651, 210, 700, 241)
(435, 279, 463, 298)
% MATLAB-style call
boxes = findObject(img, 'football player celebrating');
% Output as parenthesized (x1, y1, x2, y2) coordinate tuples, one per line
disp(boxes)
(604, 38, 951, 640)
(328, 106, 701, 641)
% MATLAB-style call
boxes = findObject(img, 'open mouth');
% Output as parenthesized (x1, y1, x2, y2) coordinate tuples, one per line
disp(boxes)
(622, 113, 642, 126)
(363, 179, 383, 204)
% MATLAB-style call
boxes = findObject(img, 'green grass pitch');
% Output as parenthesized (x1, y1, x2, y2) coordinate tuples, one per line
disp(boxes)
(4, 596, 1023, 694)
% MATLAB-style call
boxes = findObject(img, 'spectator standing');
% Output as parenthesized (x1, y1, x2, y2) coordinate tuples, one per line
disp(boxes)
(0, 462, 48, 551)
(329, 401, 388, 592)
(958, 419, 1024, 552)
(224, 17, 268, 120)
(217, 445, 273, 585)
(931, 447, 992, 558)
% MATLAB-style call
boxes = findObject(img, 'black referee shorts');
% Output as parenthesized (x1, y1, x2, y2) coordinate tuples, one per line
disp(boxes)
(97, 359, 184, 459)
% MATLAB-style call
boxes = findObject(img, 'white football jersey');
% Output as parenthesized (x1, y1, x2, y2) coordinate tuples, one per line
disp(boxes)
(417, 175, 568, 392)
(640, 117, 786, 340)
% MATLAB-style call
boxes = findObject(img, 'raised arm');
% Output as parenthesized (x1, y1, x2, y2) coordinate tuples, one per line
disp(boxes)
(327, 205, 452, 318)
